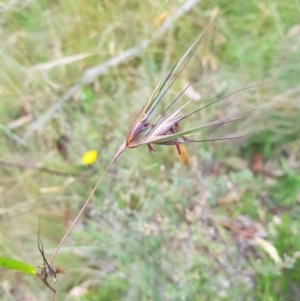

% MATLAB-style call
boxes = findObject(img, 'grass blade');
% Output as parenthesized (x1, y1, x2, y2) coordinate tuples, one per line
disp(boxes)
(0, 257, 37, 275)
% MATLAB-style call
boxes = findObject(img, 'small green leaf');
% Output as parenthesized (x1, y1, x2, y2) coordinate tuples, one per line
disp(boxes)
(0, 257, 37, 275)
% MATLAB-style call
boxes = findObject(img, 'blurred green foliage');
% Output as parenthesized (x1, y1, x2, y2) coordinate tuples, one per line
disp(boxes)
(0, 0, 300, 300)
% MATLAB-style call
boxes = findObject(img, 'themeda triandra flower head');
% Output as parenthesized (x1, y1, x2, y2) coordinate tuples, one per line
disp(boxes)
(125, 20, 254, 155)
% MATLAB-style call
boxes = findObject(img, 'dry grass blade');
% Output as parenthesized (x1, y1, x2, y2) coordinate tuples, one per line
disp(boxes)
(29, 53, 92, 72)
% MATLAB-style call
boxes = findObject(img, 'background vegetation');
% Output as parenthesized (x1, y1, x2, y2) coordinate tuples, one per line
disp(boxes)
(0, 0, 300, 300)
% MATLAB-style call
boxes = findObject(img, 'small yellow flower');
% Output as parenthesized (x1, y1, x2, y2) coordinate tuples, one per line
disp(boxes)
(81, 150, 97, 165)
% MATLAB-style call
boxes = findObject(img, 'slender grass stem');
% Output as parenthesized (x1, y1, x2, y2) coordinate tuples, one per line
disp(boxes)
(51, 142, 126, 261)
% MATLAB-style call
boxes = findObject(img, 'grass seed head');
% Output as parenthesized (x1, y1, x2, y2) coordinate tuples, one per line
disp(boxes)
(125, 21, 217, 155)
(124, 20, 253, 155)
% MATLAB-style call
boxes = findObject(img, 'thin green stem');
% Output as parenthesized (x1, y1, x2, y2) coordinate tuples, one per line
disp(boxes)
(51, 142, 126, 261)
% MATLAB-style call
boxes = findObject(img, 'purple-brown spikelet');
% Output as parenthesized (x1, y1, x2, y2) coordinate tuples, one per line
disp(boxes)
(123, 19, 257, 156)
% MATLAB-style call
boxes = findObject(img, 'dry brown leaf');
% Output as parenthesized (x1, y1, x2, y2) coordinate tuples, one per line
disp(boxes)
(221, 216, 267, 238)
(56, 134, 70, 160)
(251, 151, 264, 174)
(221, 221, 253, 238)
(7, 114, 32, 129)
